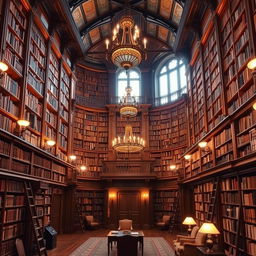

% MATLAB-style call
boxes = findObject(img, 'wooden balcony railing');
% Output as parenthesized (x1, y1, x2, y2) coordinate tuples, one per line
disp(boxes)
(101, 160, 156, 179)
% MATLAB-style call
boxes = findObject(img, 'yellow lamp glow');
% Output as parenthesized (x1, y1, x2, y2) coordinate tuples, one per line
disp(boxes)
(253, 102, 256, 110)
(198, 223, 220, 253)
(170, 164, 176, 170)
(69, 155, 76, 161)
(184, 154, 191, 160)
(80, 165, 86, 171)
(17, 119, 30, 127)
(182, 217, 197, 225)
(46, 140, 56, 147)
(198, 141, 208, 148)
(198, 223, 220, 234)
(0, 61, 8, 72)
(183, 217, 196, 233)
(247, 58, 256, 70)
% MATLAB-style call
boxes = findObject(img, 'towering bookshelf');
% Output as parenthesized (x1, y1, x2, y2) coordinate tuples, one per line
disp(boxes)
(220, 0, 253, 115)
(73, 107, 108, 174)
(149, 99, 188, 176)
(75, 65, 109, 108)
(1, 0, 28, 133)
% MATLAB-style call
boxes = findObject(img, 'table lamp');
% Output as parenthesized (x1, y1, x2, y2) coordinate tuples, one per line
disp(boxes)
(182, 217, 197, 234)
(198, 222, 220, 253)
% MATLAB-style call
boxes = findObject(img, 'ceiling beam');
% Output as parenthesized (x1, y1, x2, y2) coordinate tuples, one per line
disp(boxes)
(80, 8, 123, 35)
(131, 6, 178, 32)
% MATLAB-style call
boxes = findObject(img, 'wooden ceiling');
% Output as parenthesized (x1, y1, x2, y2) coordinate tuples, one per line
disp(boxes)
(68, 0, 185, 67)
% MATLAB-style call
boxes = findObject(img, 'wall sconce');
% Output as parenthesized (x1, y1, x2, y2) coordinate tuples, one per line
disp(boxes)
(169, 164, 176, 170)
(247, 58, 256, 110)
(69, 155, 76, 162)
(0, 61, 8, 78)
(109, 192, 116, 200)
(184, 154, 191, 160)
(17, 119, 30, 138)
(142, 192, 149, 200)
(46, 140, 56, 147)
(80, 165, 87, 171)
(198, 141, 210, 151)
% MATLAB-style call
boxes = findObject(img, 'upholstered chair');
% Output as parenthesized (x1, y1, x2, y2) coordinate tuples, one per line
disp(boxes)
(156, 215, 171, 230)
(118, 219, 133, 230)
(175, 231, 207, 256)
(85, 215, 99, 229)
(173, 226, 199, 254)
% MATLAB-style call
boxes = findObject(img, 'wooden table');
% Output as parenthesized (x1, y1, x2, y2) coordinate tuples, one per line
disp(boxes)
(196, 246, 225, 256)
(107, 230, 144, 256)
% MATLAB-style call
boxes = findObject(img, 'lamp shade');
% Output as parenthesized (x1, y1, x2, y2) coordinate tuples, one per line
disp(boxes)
(199, 223, 220, 234)
(182, 217, 197, 225)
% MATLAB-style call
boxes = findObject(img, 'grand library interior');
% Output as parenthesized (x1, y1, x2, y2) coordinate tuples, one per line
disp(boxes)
(0, 0, 256, 255)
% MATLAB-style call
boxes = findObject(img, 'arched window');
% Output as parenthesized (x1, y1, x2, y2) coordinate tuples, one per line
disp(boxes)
(156, 58, 187, 105)
(117, 69, 141, 98)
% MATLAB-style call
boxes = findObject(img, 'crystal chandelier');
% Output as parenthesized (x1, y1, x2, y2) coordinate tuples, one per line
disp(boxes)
(112, 125, 145, 152)
(105, 15, 147, 70)
(120, 84, 138, 117)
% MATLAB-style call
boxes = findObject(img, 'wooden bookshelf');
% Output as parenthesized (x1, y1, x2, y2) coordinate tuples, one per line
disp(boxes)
(193, 181, 214, 226)
(76, 190, 105, 225)
(75, 65, 109, 108)
(0, 0, 75, 163)
(154, 189, 178, 223)
(149, 98, 188, 176)
(73, 107, 108, 174)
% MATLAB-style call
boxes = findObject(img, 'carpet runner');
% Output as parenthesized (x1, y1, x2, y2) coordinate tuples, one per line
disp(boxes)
(69, 237, 175, 256)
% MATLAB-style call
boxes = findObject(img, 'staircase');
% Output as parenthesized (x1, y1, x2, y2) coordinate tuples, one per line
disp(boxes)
(206, 177, 220, 222)
(24, 181, 47, 256)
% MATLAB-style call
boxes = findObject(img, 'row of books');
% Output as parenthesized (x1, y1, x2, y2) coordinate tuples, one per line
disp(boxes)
(0, 74, 20, 98)
(2, 223, 23, 240)
(242, 192, 256, 206)
(4, 47, 23, 75)
(12, 145, 30, 161)
(3, 208, 24, 223)
(0, 139, 11, 156)
(26, 89, 43, 116)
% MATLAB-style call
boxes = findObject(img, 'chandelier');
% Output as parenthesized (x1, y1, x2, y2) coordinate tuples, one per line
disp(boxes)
(105, 15, 147, 70)
(112, 125, 145, 153)
(120, 85, 138, 117)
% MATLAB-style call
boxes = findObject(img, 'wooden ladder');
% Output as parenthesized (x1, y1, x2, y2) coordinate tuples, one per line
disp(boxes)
(74, 192, 86, 232)
(169, 191, 180, 233)
(24, 181, 47, 256)
(206, 177, 220, 222)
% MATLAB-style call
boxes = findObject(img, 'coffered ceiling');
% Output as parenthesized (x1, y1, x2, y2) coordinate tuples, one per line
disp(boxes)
(67, 0, 185, 67)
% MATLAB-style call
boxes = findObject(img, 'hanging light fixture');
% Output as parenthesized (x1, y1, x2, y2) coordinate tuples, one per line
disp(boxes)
(119, 84, 138, 117)
(105, 13, 147, 70)
(112, 124, 145, 153)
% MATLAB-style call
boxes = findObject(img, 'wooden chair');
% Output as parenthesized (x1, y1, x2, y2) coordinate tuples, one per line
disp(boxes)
(156, 215, 171, 230)
(117, 235, 138, 256)
(118, 219, 133, 230)
(15, 238, 26, 256)
(85, 215, 99, 229)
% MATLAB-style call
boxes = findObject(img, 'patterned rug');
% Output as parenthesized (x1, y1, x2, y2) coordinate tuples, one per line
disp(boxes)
(69, 237, 175, 256)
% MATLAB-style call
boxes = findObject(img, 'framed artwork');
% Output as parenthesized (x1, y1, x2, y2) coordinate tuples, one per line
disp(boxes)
(82, 0, 97, 22)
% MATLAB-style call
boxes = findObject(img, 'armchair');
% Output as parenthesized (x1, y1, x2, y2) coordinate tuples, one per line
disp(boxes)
(118, 219, 133, 231)
(156, 215, 171, 230)
(173, 226, 199, 252)
(85, 215, 99, 230)
(175, 231, 207, 256)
